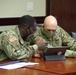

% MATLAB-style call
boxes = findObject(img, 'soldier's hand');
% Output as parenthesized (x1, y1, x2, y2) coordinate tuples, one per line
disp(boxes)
(36, 42, 48, 51)
(35, 38, 48, 51)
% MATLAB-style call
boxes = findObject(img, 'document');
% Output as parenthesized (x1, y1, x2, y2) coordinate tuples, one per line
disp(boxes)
(0, 60, 39, 70)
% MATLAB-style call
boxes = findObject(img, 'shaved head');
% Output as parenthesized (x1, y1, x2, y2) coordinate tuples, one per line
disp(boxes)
(43, 15, 58, 30)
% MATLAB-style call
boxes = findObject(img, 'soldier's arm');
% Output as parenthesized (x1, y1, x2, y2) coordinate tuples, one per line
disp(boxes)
(60, 27, 76, 50)
(65, 50, 76, 57)
(1, 30, 38, 60)
(60, 27, 76, 57)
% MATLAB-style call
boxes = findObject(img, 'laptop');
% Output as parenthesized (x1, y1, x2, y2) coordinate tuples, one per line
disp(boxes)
(44, 46, 68, 61)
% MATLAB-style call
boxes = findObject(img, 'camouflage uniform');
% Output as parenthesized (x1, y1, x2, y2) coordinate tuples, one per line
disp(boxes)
(0, 26, 38, 61)
(26, 26, 76, 57)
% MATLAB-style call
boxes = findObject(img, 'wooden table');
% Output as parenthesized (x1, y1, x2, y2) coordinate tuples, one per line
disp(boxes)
(27, 58, 76, 75)
(0, 60, 58, 75)
(0, 68, 58, 75)
(0, 58, 76, 75)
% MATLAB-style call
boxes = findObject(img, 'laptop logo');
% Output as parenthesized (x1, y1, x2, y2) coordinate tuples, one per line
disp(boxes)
(57, 51, 62, 55)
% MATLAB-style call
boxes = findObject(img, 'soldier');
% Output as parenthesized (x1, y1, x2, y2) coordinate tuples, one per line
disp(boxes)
(0, 15, 47, 61)
(26, 15, 76, 57)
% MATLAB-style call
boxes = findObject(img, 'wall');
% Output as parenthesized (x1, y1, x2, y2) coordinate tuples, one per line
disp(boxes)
(51, 0, 76, 35)
(0, 0, 46, 18)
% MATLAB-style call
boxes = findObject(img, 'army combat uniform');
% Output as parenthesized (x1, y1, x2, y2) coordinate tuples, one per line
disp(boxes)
(0, 26, 38, 61)
(26, 26, 76, 57)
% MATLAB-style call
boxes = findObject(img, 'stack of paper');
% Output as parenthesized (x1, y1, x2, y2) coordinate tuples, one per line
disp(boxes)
(0, 60, 39, 70)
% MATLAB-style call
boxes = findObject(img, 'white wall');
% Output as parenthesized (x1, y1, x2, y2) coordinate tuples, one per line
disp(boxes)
(0, 0, 46, 18)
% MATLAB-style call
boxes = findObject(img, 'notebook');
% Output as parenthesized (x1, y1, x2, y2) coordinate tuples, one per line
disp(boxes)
(44, 46, 68, 61)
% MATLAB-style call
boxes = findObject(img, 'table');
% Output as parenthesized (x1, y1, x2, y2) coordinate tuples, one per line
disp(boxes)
(0, 68, 58, 75)
(0, 60, 58, 75)
(0, 58, 76, 75)
(27, 58, 76, 75)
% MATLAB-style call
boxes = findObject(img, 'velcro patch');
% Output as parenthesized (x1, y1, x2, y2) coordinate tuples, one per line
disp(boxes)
(9, 37, 17, 42)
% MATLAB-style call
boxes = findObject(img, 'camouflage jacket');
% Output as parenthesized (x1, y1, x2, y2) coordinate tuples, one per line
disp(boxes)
(0, 26, 38, 61)
(26, 26, 76, 57)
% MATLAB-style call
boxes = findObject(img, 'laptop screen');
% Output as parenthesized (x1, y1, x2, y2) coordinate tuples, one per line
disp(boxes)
(44, 46, 68, 56)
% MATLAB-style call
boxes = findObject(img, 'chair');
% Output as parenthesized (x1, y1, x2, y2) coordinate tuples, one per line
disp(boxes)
(72, 32, 76, 40)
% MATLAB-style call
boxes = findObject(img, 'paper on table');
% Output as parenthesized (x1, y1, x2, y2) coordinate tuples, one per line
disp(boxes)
(0, 61, 39, 70)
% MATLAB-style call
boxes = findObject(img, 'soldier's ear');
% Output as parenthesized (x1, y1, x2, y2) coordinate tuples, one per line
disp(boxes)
(42, 24, 44, 30)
